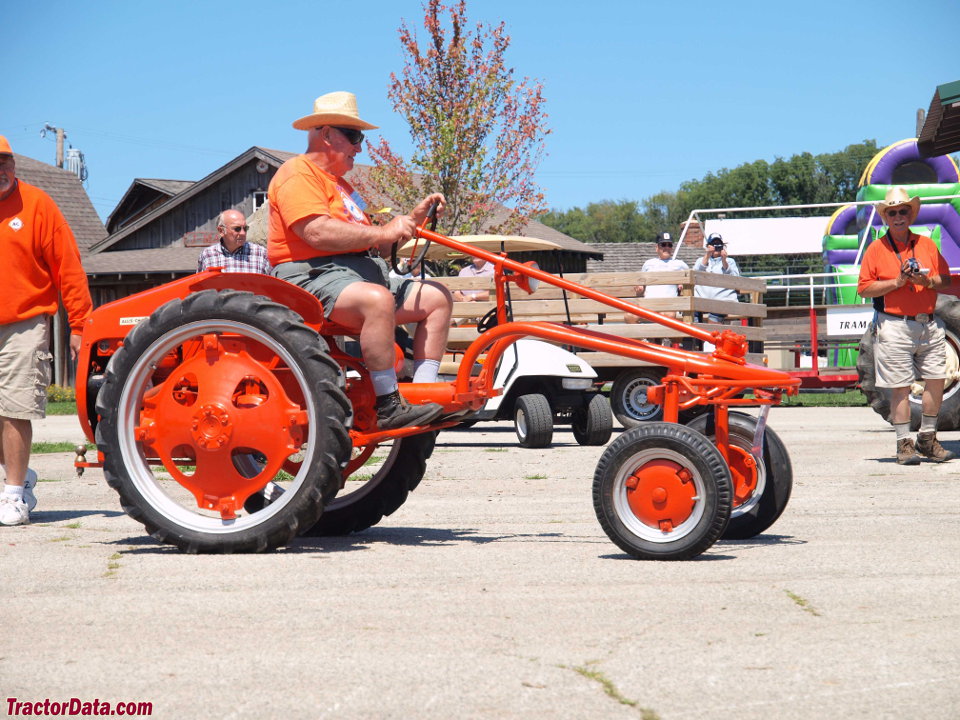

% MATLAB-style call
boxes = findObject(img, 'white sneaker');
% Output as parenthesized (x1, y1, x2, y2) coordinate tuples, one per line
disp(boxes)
(1, 466, 38, 512)
(0, 496, 30, 526)
(22, 468, 38, 512)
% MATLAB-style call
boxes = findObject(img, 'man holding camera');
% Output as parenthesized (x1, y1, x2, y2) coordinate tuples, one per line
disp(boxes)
(694, 232, 740, 323)
(857, 186, 954, 465)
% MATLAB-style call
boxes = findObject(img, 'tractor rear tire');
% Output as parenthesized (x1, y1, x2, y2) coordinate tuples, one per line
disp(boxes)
(572, 393, 613, 446)
(96, 290, 351, 553)
(687, 411, 792, 539)
(857, 295, 960, 431)
(514, 393, 553, 448)
(302, 432, 436, 536)
(592, 422, 731, 560)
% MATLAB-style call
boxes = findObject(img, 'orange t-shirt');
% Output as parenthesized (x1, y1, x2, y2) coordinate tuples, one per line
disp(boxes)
(267, 155, 371, 265)
(857, 233, 949, 316)
(0, 179, 92, 332)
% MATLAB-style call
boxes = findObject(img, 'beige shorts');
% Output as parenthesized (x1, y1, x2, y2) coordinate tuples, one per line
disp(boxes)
(873, 312, 947, 388)
(0, 316, 51, 420)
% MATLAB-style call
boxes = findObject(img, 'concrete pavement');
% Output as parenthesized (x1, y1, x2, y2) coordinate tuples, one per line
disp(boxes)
(3, 407, 958, 719)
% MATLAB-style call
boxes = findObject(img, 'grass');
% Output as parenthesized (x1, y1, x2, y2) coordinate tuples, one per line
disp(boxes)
(33, 441, 95, 455)
(779, 389, 867, 407)
(46, 401, 78, 416)
(785, 589, 822, 617)
(565, 664, 660, 717)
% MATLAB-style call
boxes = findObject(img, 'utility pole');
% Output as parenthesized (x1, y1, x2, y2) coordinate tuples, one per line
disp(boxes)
(41, 123, 67, 168)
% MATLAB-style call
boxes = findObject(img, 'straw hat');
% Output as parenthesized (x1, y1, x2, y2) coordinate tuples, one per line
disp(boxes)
(0, 136, 12, 155)
(292, 91, 378, 131)
(876, 186, 921, 220)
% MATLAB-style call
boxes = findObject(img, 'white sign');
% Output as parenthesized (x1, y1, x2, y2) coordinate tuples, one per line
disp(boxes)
(826, 306, 873, 336)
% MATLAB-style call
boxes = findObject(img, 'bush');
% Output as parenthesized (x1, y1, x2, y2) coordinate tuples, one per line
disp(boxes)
(46, 384, 76, 403)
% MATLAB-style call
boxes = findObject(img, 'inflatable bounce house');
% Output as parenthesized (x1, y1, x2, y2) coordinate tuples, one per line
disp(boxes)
(822, 138, 960, 363)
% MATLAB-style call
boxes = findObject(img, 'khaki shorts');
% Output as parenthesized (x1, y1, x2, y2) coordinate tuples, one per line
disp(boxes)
(873, 312, 947, 388)
(0, 315, 51, 420)
(274, 254, 414, 319)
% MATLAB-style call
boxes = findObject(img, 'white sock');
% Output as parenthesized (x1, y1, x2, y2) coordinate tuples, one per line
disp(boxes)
(3, 485, 24, 501)
(371, 368, 398, 397)
(893, 423, 911, 441)
(920, 415, 938, 433)
(412, 359, 441, 383)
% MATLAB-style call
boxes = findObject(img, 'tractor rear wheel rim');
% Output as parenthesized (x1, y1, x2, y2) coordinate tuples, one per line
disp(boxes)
(116, 320, 317, 533)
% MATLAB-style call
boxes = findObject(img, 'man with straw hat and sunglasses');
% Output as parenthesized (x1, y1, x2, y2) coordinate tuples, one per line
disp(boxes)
(268, 91, 452, 430)
(857, 186, 955, 465)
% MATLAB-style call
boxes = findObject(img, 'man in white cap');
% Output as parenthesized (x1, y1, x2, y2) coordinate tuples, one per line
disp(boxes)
(857, 186, 954, 464)
(0, 135, 93, 525)
(268, 91, 452, 430)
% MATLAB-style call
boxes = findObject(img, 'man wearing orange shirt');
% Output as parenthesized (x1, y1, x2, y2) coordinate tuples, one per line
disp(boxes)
(0, 136, 93, 525)
(858, 186, 954, 465)
(268, 92, 453, 430)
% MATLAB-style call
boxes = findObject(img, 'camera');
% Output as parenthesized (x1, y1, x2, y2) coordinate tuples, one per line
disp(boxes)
(906, 258, 920, 274)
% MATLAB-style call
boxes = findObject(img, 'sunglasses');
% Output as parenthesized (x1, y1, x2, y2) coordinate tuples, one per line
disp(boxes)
(224, 225, 249, 232)
(885, 208, 911, 217)
(657, 243, 674, 248)
(333, 127, 365, 145)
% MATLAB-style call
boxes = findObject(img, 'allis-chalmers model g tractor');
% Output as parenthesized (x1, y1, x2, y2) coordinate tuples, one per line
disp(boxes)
(74, 221, 799, 560)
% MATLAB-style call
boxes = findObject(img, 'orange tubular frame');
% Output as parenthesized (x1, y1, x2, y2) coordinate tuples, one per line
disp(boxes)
(412, 226, 799, 436)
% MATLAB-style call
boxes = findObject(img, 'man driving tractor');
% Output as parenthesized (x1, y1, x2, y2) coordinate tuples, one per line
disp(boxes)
(267, 91, 454, 430)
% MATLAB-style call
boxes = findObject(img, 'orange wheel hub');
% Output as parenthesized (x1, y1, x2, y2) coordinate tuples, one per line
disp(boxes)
(624, 459, 697, 533)
(726, 446, 758, 508)
(136, 338, 308, 519)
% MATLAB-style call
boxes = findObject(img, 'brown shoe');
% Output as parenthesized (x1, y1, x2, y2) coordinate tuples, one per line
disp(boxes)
(915, 432, 956, 463)
(896, 438, 922, 465)
(375, 390, 443, 430)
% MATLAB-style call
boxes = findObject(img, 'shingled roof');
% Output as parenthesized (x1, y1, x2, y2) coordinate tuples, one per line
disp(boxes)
(12, 154, 107, 253)
(586, 242, 702, 273)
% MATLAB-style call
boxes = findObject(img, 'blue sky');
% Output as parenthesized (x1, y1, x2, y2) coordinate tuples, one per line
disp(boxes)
(6, 0, 959, 222)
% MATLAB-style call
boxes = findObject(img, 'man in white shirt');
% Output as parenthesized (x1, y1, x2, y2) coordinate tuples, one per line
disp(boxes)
(636, 232, 689, 298)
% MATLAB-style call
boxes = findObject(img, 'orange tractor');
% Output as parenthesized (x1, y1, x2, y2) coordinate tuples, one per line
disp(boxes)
(74, 222, 799, 559)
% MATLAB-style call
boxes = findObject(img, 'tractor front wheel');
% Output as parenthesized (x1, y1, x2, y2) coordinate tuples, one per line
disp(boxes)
(592, 422, 731, 560)
(687, 412, 792, 539)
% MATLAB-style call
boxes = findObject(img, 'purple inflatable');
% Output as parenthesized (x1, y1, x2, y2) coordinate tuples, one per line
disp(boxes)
(865, 140, 960, 185)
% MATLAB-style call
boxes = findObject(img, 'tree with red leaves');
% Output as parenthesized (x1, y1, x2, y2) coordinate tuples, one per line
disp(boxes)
(363, 0, 549, 235)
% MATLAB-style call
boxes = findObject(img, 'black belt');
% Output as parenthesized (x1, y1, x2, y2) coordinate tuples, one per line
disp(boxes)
(881, 311, 933, 323)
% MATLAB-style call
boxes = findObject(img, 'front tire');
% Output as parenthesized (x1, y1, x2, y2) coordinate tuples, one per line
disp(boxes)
(514, 393, 553, 448)
(95, 290, 352, 553)
(572, 393, 613, 446)
(687, 411, 792, 539)
(592, 423, 731, 560)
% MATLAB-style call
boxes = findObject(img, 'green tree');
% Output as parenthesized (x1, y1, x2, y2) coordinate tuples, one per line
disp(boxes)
(361, 0, 549, 235)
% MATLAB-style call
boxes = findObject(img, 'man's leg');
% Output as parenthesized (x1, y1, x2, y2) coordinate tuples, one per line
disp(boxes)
(329, 282, 443, 429)
(0, 417, 32, 525)
(397, 281, 453, 383)
(916, 377, 954, 461)
(889, 385, 922, 465)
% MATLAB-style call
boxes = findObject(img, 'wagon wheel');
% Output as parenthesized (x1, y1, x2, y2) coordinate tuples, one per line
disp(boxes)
(301, 431, 436, 536)
(687, 411, 792, 539)
(592, 422, 731, 560)
(95, 290, 352, 553)
(391, 202, 437, 275)
(610, 368, 665, 426)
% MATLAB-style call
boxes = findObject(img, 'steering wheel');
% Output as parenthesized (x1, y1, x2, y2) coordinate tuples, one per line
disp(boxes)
(391, 202, 437, 276)
(477, 307, 499, 334)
